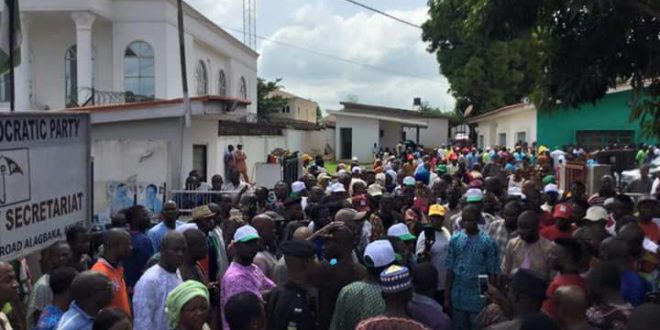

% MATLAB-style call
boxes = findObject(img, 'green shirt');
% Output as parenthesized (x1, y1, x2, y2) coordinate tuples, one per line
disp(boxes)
(482, 152, 490, 164)
(636, 150, 647, 167)
(329, 281, 385, 330)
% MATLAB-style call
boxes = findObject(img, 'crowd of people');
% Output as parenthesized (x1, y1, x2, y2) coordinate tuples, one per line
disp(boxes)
(0, 141, 659, 330)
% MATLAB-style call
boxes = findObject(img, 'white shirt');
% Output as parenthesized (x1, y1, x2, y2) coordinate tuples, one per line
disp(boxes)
(27, 274, 51, 329)
(416, 228, 451, 290)
(133, 265, 182, 330)
(222, 181, 250, 203)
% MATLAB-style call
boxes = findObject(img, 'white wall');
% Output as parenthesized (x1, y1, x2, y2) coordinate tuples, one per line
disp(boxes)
(304, 128, 334, 157)
(403, 118, 449, 148)
(473, 107, 537, 149)
(182, 118, 220, 183)
(379, 120, 402, 152)
(217, 135, 286, 182)
(335, 115, 379, 162)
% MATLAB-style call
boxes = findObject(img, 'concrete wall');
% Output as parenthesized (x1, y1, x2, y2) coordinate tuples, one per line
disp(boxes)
(335, 116, 379, 162)
(474, 107, 537, 149)
(217, 135, 286, 181)
(403, 118, 449, 148)
(270, 97, 318, 123)
(304, 128, 334, 157)
(379, 120, 402, 152)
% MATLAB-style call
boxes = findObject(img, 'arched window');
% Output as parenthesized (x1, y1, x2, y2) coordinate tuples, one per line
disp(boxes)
(218, 70, 227, 96)
(195, 61, 208, 95)
(124, 41, 155, 100)
(64, 46, 78, 107)
(239, 76, 247, 99)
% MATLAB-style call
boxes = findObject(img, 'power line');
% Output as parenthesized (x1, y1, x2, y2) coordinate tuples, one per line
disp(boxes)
(341, 0, 422, 29)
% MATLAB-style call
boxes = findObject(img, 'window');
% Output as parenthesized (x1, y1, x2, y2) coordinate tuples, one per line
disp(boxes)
(380, 130, 384, 138)
(0, 73, 10, 102)
(192, 145, 208, 182)
(195, 61, 208, 95)
(124, 41, 155, 100)
(239, 76, 247, 99)
(218, 70, 227, 96)
(498, 133, 507, 147)
(478, 135, 484, 149)
(64, 46, 78, 107)
(516, 131, 527, 144)
(286, 105, 290, 113)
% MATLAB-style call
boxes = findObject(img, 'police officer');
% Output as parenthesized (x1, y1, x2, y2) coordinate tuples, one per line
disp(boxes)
(266, 239, 318, 330)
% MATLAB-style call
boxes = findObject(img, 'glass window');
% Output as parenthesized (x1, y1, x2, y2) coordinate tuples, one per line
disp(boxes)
(195, 61, 208, 96)
(218, 70, 227, 96)
(124, 41, 155, 100)
(478, 135, 484, 148)
(516, 131, 527, 144)
(498, 133, 507, 147)
(64, 46, 78, 107)
(239, 76, 247, 99)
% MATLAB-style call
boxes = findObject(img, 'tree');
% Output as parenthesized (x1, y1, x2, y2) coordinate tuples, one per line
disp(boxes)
(257, 78, 288, 117)
(316, 106, 322, 123)
(423, 0, 660, 138)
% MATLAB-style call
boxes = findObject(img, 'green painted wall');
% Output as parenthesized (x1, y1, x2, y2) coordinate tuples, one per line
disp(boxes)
(537, 90, 656, 147)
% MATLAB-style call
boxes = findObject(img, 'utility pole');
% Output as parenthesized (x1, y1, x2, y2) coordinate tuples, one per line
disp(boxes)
(177, 0, 191, 126)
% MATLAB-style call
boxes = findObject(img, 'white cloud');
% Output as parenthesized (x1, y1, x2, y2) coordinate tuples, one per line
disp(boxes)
(258, 3, 454, 111)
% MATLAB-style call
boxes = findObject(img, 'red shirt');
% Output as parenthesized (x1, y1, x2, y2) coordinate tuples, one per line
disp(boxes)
(542, 274, 587, 318)
(540, 224, 576, 241)
(639, 221, 659, 243)
(91, 258, 131, 316)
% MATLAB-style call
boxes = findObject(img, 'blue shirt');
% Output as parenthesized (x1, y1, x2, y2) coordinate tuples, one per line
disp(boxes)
(122, 230, 154, 288)
(445, 231, 499, 312)
(56, 302, 93, 330)
(35, 304, 64, 330)
(147, 220, 184, 252)
(621, 269, 652, 306)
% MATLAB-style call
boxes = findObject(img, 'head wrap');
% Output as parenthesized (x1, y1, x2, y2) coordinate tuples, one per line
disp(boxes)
(166, 280, 210, 328)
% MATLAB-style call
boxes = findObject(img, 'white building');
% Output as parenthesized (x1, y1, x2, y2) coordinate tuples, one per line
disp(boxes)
(468, 103, 537, 149)
(2, 0, 257, 113)
(327, 102, 451, 162)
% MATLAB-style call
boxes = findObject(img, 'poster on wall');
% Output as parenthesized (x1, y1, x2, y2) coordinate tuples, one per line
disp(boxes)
(0, 112, 91, 261)
(95, 181, 165, 225)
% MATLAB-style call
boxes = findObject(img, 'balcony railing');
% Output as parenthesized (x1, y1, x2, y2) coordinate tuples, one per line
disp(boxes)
(66, 88, 157, 108)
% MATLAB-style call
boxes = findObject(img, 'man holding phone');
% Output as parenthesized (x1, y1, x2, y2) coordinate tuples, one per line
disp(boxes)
(416, 204, 451, 305)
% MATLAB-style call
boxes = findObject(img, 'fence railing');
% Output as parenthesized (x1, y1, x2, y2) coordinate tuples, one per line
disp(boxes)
(169, 190, 241, 215)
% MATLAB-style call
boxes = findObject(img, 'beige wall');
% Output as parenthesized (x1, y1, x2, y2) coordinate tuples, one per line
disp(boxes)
(271, 97, 318, 123)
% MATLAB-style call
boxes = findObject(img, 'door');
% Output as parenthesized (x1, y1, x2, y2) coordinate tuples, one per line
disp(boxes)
(340, 128, 352, 160)
(192, 144, 208, 182)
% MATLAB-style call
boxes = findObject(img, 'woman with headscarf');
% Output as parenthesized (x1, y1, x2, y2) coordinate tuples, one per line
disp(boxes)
(166, 280, 211, 330)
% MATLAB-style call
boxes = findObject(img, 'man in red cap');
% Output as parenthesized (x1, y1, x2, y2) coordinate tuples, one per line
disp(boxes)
(540, 203, 577, 241)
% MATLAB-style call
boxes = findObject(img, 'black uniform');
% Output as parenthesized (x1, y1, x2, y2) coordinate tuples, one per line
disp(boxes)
(266, 239, 318, 330)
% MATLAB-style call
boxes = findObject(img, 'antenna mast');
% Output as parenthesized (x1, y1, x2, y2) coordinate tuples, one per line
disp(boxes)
(243, 0, 256, 49)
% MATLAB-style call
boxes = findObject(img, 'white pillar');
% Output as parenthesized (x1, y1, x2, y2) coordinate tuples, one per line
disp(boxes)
(71, 12, 96, 106)
(15, 14, 31, 110)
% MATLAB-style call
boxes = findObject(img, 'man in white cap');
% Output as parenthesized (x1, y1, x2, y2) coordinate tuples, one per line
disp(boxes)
(330, 240, 395, 330)
(291, 180, 309, 210)
(350, 166, 367, 195)
(387, 223, 417, 268)
(220, 224, 276, 329)
(579, 205, 609, 228)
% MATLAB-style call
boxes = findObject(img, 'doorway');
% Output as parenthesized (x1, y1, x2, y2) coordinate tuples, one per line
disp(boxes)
(192, 144, 208, 182)
(340, 128, 352, 160)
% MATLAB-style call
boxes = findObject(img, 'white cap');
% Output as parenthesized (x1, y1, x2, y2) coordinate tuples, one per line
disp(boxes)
(544, 183, 559, 194)
(233, 225, 260, 243)
(403, 176, 416, 186)
(386, 223, 416, 241)
(175, 223, 198, 233)
(603, 197, 615, 206)
(329, 182, 346, 193)
(352, 166, 362, 174)
(507, 186, 525, 198)
(337, 169, 347, 175)
(583, 206, 608, 222)
(352, 156, 359, 162)
(291, 181, 306, 193)
(363, 240, 395, 268)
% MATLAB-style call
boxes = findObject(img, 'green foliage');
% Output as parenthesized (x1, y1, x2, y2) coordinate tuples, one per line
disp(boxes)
(316, 106, 322, 123)
(423, 0, 660, 139)
(257, 78, 288, 117)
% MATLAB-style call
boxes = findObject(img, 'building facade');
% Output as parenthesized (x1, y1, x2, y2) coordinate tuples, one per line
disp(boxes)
(269, 89, 319, 124)
(468, 103, 537, 150)
(1, 0, 258, 114)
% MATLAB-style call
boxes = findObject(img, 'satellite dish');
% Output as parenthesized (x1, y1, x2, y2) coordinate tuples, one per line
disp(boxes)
(463, 104, 474, 117)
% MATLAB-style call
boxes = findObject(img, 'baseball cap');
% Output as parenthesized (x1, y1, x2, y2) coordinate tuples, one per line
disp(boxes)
(553, 203, 573, 220)
(291, 181, 306, 193)
(403, 176, 416, 186)
(367, 184, 384, 196)
(387, 223, 416, 241)
(329, 182, 346, 193)
(583, 206, 608, 222)
(363, 240, 395, 268)
(638, 195, 657, 206)
(542, 175, 556, 185)
(465, 188, 483, 203)
(233, 225, 260, 243)
(435, 164, 447, 174)
(352, 166, 362, 174)
(429, 204, 447, 216)
(380, 265, 412, 294)
(334, 208, 367, 222)
(544, 183, 559, 194)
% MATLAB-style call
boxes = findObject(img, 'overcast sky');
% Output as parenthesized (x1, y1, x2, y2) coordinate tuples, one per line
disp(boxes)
(187, 0, 454, 112)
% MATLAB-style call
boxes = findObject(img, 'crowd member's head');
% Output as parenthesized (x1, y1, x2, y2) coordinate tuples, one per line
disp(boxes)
(160, 231, 187, 273)
(254, 186, 268, 204)
(335, 208, 367, 244)
(570, 201, 589, 224)
(412, 263, 437, 298)
(554, 285, 590, 330)
(379, 265, 413, 317)
(518, 210, 541, 244)
(239, 194, 257, 222)
(628, 303, 660, 330)
(281, 240, 318, 285)
(461, 203, 482, 235)
(182, 228, 208, 264)
(252, 214, 275, 251)
(322, 224, 354, 260)
(92, 308, 132, 330)
(588, 261, 624, 305)
(484, 176, 503, 197)
(46, 241, 73, 272)
(507, 269, 549, 316)
(599, 237, 630, 265)
(549, 238, 582, 274)
(66, 224, 91, 260)
(307, 204, 331, 232)
(208, 202, 223, 228)
(102, 228, 132, 264)
(611, 195, 634, 221)
(387, 223, 416, 263)
(127, 205, 151, 232)
(71, 271, 114, 317)
(552, 203, 574, 232)
(110, 209, 128, 229)
(166, 280, 210, 330)
(599, 175, 616, 198)
(308, 186, 326, 204)
(617, 223, 645, 260)
(224, 291, 265, 330)
(284, 197, 304, 221)
(218, 193, 234, 216)
(232, 225, 261, 266)
(293, 226, 312, 240)
(364, 240, 396, 279)
(0, 262, 18, 306)
(161, 201, 180, 226)
(570, 181, 586, 202)
(49, 266, 78, 309)
(637, 196, 658, 223)
(274, 181, 289, 201)
(191, 205, 215, 234)
(222, 216, 246, 248)
(579, 205, 608, 228)
(338, 172, 352, 191)
(502, 199, 524, 232)
(210, 174, 223, 191)
(428, 204, 446, 232)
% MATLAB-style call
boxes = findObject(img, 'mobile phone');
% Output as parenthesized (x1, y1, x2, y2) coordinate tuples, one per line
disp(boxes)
(478, 274, 489, 298)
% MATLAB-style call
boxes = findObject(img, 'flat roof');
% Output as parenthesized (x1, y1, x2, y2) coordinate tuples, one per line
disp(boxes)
(340, 101, 455, 121)
(326, 110, 429, 128)
(467, 103, 535, 123)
